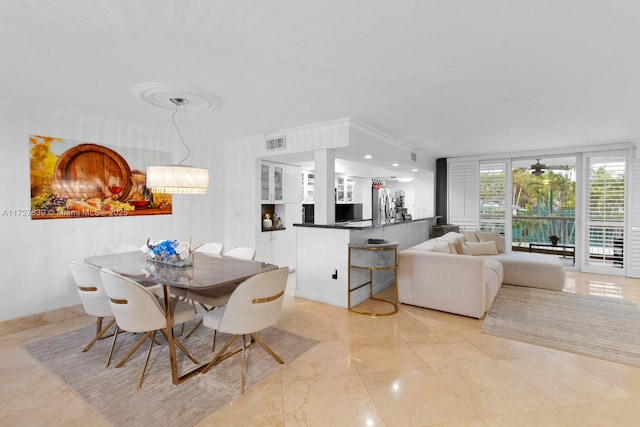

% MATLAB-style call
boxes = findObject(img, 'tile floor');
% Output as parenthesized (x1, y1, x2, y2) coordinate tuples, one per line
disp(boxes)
(3, 270, 640, 426)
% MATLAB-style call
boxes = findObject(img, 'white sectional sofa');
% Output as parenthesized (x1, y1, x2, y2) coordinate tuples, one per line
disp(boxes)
(397, 231, 566, 318)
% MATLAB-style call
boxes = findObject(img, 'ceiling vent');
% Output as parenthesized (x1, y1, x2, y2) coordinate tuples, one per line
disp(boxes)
(266, 136, 286, 151)
(411, 152, 417, 162)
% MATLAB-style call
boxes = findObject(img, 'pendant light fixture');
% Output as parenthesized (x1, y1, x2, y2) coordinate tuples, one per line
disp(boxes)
(146, 97, 209, 194)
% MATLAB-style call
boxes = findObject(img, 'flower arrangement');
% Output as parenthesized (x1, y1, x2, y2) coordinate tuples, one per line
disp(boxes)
(142, 238, 194, 267)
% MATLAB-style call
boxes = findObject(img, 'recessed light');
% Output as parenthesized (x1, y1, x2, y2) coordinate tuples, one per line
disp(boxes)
(364, 154, 372, 159)
(412, 168, 418, 172)
(392, 163, 399, 167)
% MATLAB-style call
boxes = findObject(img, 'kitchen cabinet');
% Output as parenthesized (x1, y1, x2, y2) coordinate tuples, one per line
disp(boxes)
(302, 170, 315, 203)
(261, 162, 302, 203)
(336, 176, 354, 203)
(284, 164, 302, 203)
(261, 162, 284, 203)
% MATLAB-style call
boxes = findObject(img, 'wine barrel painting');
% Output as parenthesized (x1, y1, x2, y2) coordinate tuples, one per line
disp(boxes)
(52, 144, 132, 200)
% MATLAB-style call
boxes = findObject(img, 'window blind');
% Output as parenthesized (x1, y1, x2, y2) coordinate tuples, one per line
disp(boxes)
(584, 155, 626, 271)
(480, 162, 507, 233)
(448, 160, 479, 229)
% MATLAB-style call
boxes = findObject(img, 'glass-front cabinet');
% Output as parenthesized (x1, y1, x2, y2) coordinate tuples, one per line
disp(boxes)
(336, 176, 354, 203)
(302, 170, 315, 203)
(261, 162, 284, 203)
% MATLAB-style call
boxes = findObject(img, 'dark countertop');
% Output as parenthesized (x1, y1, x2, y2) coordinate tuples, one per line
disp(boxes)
(293, 217, 435, 230)
(262, 227, 286, 232)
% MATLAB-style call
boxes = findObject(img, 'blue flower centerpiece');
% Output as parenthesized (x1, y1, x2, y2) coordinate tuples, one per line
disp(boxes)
(142, 238, 194, 267)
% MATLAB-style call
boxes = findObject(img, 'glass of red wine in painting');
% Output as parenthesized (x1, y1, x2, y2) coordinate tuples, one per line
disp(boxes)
(108, 176, 122, 196)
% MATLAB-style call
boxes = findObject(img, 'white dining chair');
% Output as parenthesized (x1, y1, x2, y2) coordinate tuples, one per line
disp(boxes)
(69, 261, 116, 355)
(195, 242, 224, 256)
(93, 243, 164, 298)
(200, 267, 289, 393)
(223, 247, 256, 260)
(99, 268, 199, 389)
(183, 245, 255, 338)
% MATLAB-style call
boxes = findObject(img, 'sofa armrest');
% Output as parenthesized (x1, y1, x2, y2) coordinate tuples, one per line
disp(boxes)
(398, 250, 488, 318)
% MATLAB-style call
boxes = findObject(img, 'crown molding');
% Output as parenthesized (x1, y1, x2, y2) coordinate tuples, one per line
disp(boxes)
(448, 141, 636, 163)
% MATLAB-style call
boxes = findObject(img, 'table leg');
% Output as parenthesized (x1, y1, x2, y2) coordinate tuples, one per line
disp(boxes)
(163, 285, 180, 384)
(164, 284, 211, 384)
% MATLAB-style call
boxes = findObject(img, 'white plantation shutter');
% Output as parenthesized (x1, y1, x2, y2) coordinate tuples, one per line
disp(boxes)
(448, 160, 479, 229)
(583, 153, 626, 275)
(628, 154, 640, 278)
(480, 162, 508, 234)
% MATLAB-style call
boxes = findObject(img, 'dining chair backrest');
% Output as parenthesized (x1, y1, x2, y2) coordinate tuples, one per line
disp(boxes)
(94, 244, 140, 256)
(99, 268, 167, 333)
(195, 242, 224, 256)
(218, 267, 289, 335)
(224, 247, 256, 260)
(70, 261, 112, 318)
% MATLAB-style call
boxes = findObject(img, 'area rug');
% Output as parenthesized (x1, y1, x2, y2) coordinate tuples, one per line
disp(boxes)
(481, 284, 640, 367)
(23, 322, 318, 427)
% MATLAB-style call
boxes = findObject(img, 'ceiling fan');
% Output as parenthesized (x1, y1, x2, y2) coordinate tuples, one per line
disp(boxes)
(531, 159, 545, 176)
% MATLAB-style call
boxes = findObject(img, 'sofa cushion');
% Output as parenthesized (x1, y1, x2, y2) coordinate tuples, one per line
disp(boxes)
(486, 252, 565, 291)
(462, 230, 479, 242)
(466, 240, 498, 256)
(476, 230, 505, 252)
(409, 240, 439, 252)
(432, 241, 452, 253)
(439, 231, 466, 242)
(483, 258, 503, 308)
(483, 258, 504, 283)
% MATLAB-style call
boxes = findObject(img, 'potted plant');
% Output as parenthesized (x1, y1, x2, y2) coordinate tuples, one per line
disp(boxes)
(549, 235, 560, 246)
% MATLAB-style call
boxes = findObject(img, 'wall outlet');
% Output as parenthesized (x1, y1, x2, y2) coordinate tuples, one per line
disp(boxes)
(332, 269, 338, 279)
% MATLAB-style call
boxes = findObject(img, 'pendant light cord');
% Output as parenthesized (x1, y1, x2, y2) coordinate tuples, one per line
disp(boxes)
(171, 98, 191, 165)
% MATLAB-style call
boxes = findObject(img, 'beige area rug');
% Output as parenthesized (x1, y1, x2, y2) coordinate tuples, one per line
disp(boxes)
(23, 322, 318, 427)
(481, 284, 640, 367)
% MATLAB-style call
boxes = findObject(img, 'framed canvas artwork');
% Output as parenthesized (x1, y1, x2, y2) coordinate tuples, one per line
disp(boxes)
(29, 135, 172, 219)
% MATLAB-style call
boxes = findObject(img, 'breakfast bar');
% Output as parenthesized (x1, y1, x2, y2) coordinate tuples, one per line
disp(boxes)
(293, 217, 436, 309)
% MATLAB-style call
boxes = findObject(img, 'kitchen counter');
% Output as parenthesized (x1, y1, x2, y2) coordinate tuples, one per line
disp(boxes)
(294, 216, 438, 308)
(293, 217, 434, 230)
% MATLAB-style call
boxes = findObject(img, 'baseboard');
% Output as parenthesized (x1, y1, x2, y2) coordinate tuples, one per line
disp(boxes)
(0, 304, 85, 336)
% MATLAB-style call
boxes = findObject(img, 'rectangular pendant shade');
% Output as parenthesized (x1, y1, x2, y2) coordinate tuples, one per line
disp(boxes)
(146, 165, 209, 194)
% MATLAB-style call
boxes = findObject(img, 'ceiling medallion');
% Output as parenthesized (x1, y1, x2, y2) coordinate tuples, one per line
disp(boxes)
(132, 82, 222, 112)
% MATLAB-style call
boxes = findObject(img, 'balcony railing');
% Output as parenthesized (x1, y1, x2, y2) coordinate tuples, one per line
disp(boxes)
(511, 216, 575, 246)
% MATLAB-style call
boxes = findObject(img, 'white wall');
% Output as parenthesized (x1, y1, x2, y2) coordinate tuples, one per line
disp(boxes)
(0, 103, 225, 321)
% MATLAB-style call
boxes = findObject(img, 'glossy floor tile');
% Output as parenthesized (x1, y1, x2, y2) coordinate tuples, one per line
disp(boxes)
(2, 270, 640, 426)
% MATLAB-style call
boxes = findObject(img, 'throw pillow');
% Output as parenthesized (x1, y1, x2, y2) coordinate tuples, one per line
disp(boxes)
(461, 242, 472, 256)
(462, 230, 479, 243)
(476, 231, 505, 253)
(448, 239, 466, 255)
(466, 240, 498, 256)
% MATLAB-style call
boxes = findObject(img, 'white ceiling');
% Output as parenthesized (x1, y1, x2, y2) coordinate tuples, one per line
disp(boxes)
(3, 0, 640, 159)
